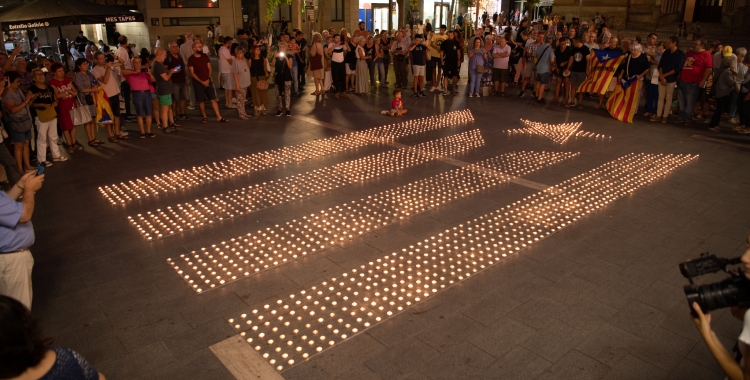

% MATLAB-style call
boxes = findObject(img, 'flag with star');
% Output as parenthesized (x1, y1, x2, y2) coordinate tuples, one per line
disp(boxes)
(577, 49, 626, 95)
(607, 76, 642, 123)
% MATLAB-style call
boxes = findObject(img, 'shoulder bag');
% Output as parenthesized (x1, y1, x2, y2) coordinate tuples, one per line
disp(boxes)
(70, 96, 93, 126)
(36, 87, 57, 123)
(5, 89, 33, 133)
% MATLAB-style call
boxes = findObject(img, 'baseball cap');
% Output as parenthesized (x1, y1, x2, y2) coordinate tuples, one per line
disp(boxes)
(723, 46, 733, 57)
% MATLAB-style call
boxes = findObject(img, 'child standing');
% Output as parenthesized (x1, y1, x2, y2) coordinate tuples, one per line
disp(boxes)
(381, 90, 408, 116)
(410, 34, 428, 98)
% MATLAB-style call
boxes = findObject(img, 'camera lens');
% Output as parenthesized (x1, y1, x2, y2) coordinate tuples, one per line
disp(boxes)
(684, 276, 750, 314)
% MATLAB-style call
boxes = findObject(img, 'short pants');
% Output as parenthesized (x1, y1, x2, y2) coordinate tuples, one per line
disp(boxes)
(492, 68, 508, 82)
(193, 81, 218, 102)
(537, 72, 550, 85)
(570, 72, 587, 88)
(8, 129, 31, 143)
(412, 65, 425, 76)
(158, 94, 173, 106)
(132, 91, 153, 117)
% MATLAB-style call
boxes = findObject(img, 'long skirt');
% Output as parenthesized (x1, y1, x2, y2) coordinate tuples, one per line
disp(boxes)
(356, 59, 369, 94)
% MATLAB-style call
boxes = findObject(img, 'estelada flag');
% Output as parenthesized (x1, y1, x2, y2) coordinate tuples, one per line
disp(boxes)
(577, 49, 626, 95)
(607, 76, 642, 123)
(94, 87, 114, 124)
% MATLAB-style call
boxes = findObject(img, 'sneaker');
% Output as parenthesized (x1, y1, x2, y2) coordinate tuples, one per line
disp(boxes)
(468, 93, 474, 97)
(419, 92, 426, 97)
(187, 105, 196, 110)
(537, 98, 546, 104)
(413, 93, 421, 98)
(475, 93, 481, 97)
(442, 91, 450, 96)
(286, 110, 291, 116)
(276, 110, 283, 116)
(565, 101, 576, 108)
(518, 91, 524, 97)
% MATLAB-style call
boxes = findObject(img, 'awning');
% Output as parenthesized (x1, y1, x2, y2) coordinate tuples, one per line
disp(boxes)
(0, 0, 143, 31)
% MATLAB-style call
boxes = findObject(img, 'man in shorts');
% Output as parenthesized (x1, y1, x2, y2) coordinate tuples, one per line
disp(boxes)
(533, 35, 556, 104)
(217, 36, 235, 108)
(152, 48, 178, 134)
(491, 36, 511, 96)
(188, 42, 228, 123)
(165, 41, 188, 120)
(441, 30, 461, 95)
(519, 32, 543, 98)
(567, 37, 590, 109)
(428, 25, 448, 92)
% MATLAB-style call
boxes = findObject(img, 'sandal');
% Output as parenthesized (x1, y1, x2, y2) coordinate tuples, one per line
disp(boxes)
(171, 122, 181, 127)
(116, 134, 128, 139)
(67, 146, 74, 154)
(140, 133, 146, 139)
(88, 140, 100, 148)
(93, 139, 104, 144)
(261, 110, 267, 115)
(108, 136, 119, 143)
(201, 118, 208, 124)
(73, 142, 84, 151)
(218, 118, 229, 123)
(147, 133, 156, 138)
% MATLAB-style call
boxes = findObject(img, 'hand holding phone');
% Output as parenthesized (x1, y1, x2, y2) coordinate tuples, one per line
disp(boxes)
(174, 65, 182, 72)
(36, 163, 46, 176)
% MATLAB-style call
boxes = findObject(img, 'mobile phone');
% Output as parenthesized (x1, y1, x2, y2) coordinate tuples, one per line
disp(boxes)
(279, 52, 285, 57)
(141, 68, 148, 72)
(174, 65, 181, 72)
(36, 163, 46, 176)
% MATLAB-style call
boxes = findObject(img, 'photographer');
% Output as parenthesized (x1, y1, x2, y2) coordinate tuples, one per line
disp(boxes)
(692, 234, 750, 380)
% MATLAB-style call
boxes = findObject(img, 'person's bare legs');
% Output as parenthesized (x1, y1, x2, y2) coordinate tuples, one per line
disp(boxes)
(145, 115, 152, 133)
(22, 141, 31, 170)
(225, 89, 234, 107)
(14, 142, 23, 173)
(198, 102, 208, 119)
(210, 99, 224, 121)
(136, 116, 145, 134)
(161, 105, 170, 129)
(85, 121, 96, 143)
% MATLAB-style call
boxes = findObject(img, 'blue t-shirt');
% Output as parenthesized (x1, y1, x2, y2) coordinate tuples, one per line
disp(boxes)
(534, 44, 555, 74)
(0, 191, 34, 252)
(40, 346, 99, 380)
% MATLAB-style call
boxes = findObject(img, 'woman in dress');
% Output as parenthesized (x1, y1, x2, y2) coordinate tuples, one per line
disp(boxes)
(248, 46, 269, 115)
(481, 35, 494, 93)
(308, 32, 325, 95)
(48, 62, 82, 153)
(355, 37, 370, 95)
(1, 71, 36, 173)
(364, 37, 377, 92)
(72, 58, 102, 147)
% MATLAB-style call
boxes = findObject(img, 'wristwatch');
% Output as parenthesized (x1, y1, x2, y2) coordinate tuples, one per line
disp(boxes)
(15, 182, 24, 191)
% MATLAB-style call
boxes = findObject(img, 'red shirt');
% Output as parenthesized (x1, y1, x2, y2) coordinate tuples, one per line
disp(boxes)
(188, 53, 212, 82)
(391, 98, 402, 109)
(680, 49, 712, 84)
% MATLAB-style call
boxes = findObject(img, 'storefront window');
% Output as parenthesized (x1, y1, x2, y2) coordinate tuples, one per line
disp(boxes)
(162, 17, 221, 26)
(161, 0, 219, 8)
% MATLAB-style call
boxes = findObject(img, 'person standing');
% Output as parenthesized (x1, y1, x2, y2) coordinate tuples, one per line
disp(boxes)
(355, 37, 370, 95)
(676, 39, 712, 127)
(48, 63, 81, 153)
(121, 57, 157, 137)
(218, 37, 235, 109)
(188, 42, 228, 124)
(295, 31, 308, 88)
(379, 31, 391, 87)
(71, 58, 101, 148)
(533, 35, 556, 104)
(27, 70, 66, 166)
(328, 34, 349, 98)
(231, 47, 251, 119)
(552, 37, 572, 104)
(74, 31, 89, 55)
(0, 171, 44, 310)
(248, 46, 269, 115)
(152, 48, 178, 133)
(91, 52, 125, 142)
(364, 37, 377, 92)
(391, 33, 409, 89)
(492, 36, 511, 96)
(568, 37, 590, 109)
(428, 26, 448, 92)
(409, 34, 427, 97)
(180, 32, 196, 110)
(308, 33, 325, 96)
(519, 32, 542, 98)
(272, 42, 293, 116)
(115, 35, 134, 120)
(165, 42, 187, 120)
(468, 37, 487, 97)
(441, 30, 462, 95)
(2, 72, 36, 174)
(708, 57, 737, 132)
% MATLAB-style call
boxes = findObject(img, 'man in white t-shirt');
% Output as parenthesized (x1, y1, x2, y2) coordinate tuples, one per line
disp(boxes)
(217, 36, 235, 108)
(115, 35, 133, 120)
(692, 234, 750, 380)
(92, 51, 124, 141)
(492, 36, 511, 96)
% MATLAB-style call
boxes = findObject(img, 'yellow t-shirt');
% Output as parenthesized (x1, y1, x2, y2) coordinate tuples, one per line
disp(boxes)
(430, 33, 448, 59)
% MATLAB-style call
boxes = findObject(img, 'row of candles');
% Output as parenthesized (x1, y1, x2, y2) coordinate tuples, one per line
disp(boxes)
(99, 110, 475, 206)
(130, 130, 485, 240)
(224, 152, 697, 372)
(506, 119, 612, 145)
(167, 151, 580, 292)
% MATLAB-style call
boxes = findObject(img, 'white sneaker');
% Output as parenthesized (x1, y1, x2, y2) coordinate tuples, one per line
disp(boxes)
(187, 105, 196, 110)
(468, 93, 474, 97)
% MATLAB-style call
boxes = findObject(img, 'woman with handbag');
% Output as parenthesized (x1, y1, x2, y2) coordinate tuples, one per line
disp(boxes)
(271, 42, 293, 116)
(468, 37, 487, 97)
(72, 58, 103, 147)
(28, 69, 66, 166)
(309, 33, 325, 96)
(248, 46, 269, 115)
(48, 63, 82, 153)
(1, 71, 37, 173)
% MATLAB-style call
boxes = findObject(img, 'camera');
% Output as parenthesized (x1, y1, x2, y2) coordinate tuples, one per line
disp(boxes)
(680, 252, 750, 315)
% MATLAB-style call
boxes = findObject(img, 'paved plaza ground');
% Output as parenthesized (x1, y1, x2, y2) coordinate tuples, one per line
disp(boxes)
(29, 72, 750, 380)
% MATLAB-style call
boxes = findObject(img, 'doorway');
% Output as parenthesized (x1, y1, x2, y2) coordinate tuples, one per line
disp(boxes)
(373, 4, 397, 33)
(693, 0, 723, 23)
(433, 2, 449, 28)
